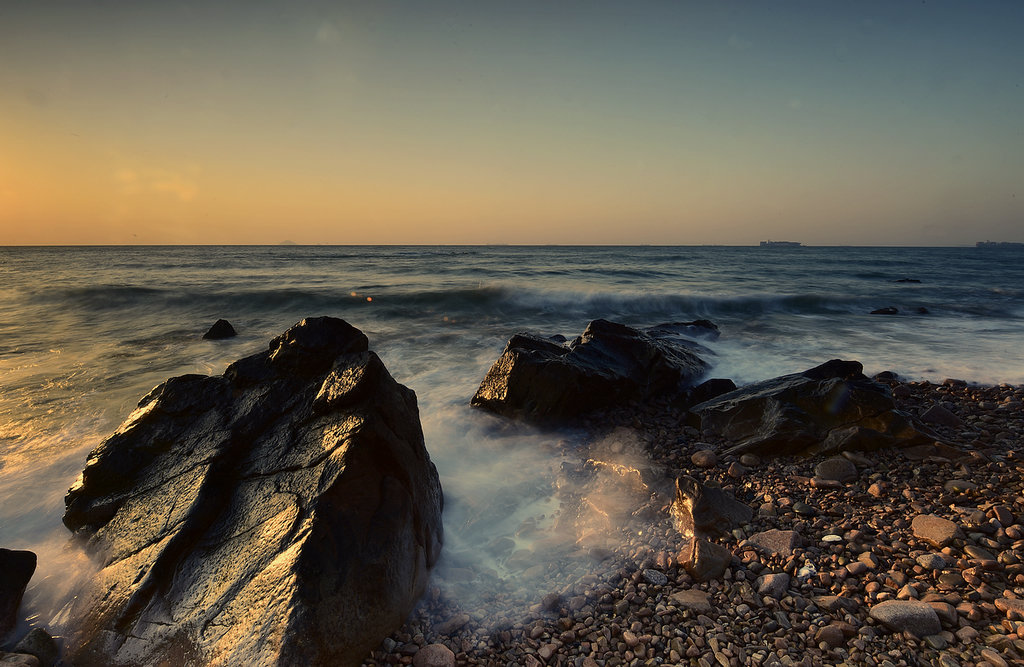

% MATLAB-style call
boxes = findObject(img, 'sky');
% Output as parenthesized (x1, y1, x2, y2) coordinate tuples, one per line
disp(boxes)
(1, 1, 1022, 245)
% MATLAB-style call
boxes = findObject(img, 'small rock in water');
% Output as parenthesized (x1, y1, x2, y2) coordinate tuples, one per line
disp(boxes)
(413, 644, 456, 667)
(870, 307, 899, 315)
(202, 318, 237, 339)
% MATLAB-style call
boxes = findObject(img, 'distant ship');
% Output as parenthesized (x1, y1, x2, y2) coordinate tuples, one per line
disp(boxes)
(977, 241, 1024, 248)
(759, 240, 802, 247)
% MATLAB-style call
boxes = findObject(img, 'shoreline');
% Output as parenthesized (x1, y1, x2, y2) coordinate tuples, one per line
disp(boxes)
(363, 378, 1024, 666)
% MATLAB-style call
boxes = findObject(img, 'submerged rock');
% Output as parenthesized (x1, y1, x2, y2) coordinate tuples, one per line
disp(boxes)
(0, 549, 36, 641)
(688, 359, 938, 456)
(202, 318, 237, 339)
(471, 319, 709, 423)
(60, 317, 443, 667)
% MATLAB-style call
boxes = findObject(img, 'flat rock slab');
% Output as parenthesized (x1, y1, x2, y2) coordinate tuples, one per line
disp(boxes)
(868, 600, 942, 637)
(58, 317, 444, 667)
(912, 514, 963, 548)
(670, 589, 713, 614)
(471, 319, 709, 423)
(747, 529, 801, 557)
(688, 359, 939, 457)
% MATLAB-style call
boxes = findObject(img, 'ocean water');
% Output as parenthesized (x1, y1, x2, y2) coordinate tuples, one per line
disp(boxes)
(2, 245, 1023, 628)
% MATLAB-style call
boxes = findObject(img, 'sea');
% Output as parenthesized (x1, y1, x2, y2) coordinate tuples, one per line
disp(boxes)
(1, 245, 1023, 630)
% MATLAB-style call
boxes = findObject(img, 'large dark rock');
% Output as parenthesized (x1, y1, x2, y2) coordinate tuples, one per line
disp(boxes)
(59, 317, 443, 667)
(471, 319, 710, 423)
(202, 318, 237, 339)
(0, 549, 36, 641)
(688, 359, 938, 457)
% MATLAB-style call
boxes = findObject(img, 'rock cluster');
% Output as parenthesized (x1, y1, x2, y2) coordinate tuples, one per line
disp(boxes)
(688, 359, 939, 456)
(362, 376, 1024, 667)
(58, 317, 443, 667)
(471, 319, 709, 423)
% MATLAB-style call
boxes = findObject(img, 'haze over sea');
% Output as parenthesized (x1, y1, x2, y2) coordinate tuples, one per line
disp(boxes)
(2, 244, 1023, 622)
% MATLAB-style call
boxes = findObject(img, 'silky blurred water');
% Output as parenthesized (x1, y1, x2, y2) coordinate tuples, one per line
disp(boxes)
(1, 244, 1022, 623)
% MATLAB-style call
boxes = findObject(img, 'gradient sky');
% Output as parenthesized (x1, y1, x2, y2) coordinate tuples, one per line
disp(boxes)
(2, 1, 1022, 245)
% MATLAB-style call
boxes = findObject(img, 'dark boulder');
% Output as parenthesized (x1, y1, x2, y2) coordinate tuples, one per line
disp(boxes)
(60, 317, 443, 667)
(684, 378, 737, 407)
(471, 319, 710, 423)
(688, 359, 938, 457)
(202, 318, 237, 339)
(870, 307, 899, 315)
(671, 476, 752, 539)
(0, 549, 36, 641)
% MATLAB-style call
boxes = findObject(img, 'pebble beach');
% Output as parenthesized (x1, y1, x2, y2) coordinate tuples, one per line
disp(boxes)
(364, 378, 1024, 667)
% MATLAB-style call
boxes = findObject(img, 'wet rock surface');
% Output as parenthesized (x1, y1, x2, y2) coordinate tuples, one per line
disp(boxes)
(471, 319, 709, 423)
(0, 549, 35, 641)
(363, 376, 1024, 667)
(59, 317, 444, 667)
(688, 359, 939, 457)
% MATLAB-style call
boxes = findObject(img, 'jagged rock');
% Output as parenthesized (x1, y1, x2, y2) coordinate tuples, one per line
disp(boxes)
(471, 319, 709, 423)
(202, 318, 237, 340)
(671, 476, 752, 539)
(912, 514, 962, 548)
(13, 628, 57, 667)
(688, 359, 939, 456)
(868, 600, 942, 637)
(58, 317, 444, 667)
(680, 538, 731, 582)
(0, 653, 40, 667)
(0, 549, 36, 641)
